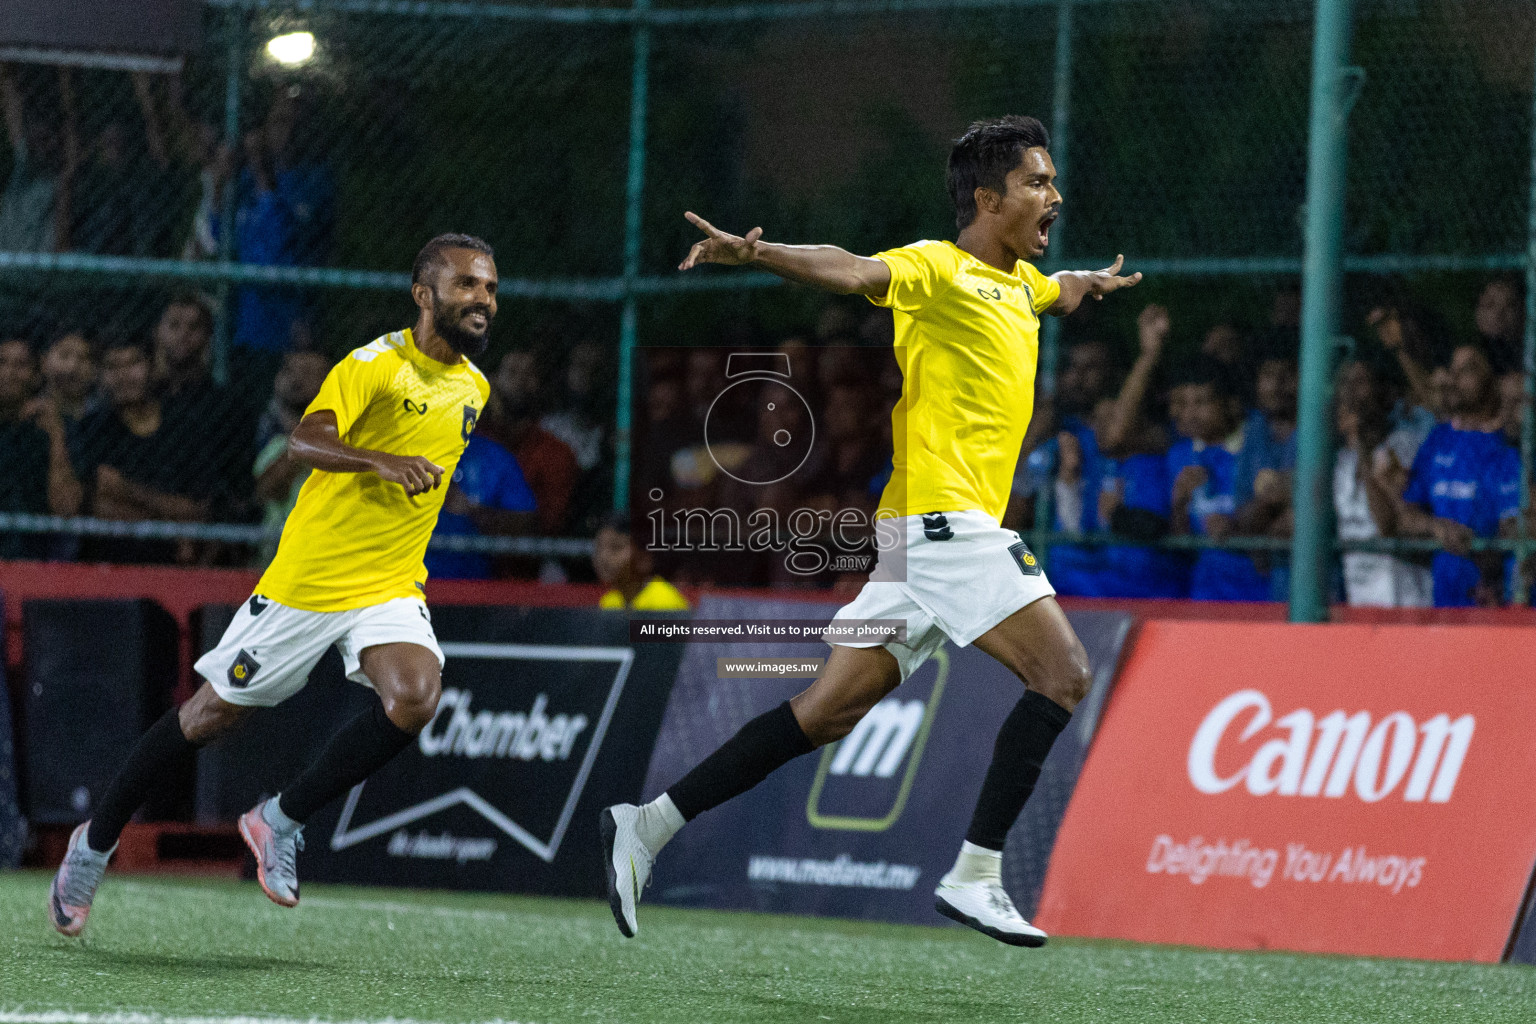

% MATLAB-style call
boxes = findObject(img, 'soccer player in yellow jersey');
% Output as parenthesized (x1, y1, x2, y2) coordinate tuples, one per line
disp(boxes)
(50, 234, 497, 935)
(603, 117, 1140, 945)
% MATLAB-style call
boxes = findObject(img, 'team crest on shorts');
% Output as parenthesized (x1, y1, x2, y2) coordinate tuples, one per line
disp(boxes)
(228, 649, 261, 689)
(922, 513, 954, 541)
(1008, 540, 1042, 576)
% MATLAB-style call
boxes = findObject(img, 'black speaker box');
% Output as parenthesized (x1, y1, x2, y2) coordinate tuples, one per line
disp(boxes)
(192, 605, 372, 823)
(22, 599, 179, 824)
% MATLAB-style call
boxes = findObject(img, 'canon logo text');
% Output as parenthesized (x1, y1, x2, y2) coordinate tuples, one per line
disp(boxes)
(1187, 690, 1474, 803)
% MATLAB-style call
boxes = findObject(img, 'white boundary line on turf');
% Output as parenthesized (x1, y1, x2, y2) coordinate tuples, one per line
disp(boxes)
(0, 1014, 535, 1024)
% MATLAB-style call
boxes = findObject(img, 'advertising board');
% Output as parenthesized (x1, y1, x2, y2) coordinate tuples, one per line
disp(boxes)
(1036, 621, 1536, 962)
(643, 595, 1131, 924)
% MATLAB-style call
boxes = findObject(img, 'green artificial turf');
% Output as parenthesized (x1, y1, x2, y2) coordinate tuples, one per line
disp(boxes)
(2, 870, 1534, 1023)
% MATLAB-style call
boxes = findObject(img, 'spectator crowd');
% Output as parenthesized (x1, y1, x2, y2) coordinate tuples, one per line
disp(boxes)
(1028, 277, 1531, 609)
(0, 292, 608, 580)
(0, 274, 1531, 608)
(0, 59, 1530, 606)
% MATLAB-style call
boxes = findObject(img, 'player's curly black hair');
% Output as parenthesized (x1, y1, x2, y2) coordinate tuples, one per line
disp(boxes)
(411, 233, 495, 286)
(947, 116, 1050, 231)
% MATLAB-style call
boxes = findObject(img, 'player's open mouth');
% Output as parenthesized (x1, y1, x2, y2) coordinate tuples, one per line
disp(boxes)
(1037, 212, 1057, 248)
(463, 311, 489, 330)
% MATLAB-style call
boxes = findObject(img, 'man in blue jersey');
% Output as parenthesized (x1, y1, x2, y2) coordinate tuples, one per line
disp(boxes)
(424, 434, 538, 579)
(1232, 346, 1299, 600)
(1389, 342, 1519, 607)
(1093, 304, 1186, 598)
(1044, 339, 1113, 595)
(1167, 358, 1271, 602)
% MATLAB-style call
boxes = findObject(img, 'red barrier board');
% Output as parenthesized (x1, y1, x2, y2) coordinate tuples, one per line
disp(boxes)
(1035, 621, 1536, 962)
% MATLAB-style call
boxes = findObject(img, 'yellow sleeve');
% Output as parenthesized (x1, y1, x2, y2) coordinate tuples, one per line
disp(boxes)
(1018, 261, 1061, 314)
(305, 349, 389, 439)
(868, 240, 955, 315)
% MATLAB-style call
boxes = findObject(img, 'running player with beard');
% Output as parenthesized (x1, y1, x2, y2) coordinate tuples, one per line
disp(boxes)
(602, 117, 1140, 946)
(50, 234, 496, 935)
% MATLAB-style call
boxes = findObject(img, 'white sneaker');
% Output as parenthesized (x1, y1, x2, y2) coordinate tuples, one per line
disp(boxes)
(599, 804, 653, 938)
(934, 874, 1048, 947)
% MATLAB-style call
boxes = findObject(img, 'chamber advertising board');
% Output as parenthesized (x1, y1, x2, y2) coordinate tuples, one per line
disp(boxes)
(642, 595, 1131, 925)
(1036, 621, 1536, 962)
(302, 606, 685, 896)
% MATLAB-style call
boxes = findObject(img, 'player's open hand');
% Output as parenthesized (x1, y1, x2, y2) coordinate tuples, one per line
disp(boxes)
(679, 213, 762, 270)
(371, 452, 444, 497)
(1084, 255, 1142, 300)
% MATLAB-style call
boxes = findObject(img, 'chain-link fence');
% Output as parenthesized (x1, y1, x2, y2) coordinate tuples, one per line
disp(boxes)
(0, 0, 1532, 603)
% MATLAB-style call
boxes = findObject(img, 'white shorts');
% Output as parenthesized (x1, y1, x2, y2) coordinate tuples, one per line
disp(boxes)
(825, 510, 1055, 679)
(196, 594, 445, 708)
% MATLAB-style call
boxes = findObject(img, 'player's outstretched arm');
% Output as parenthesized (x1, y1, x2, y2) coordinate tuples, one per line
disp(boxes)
(290, 410, 444, 497)
(1046, 255, 1142, 316)
(678, 212, 891, 298)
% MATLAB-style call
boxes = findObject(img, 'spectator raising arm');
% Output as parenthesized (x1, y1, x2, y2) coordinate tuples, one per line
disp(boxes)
(1368, 307, 1435, 414)
(1099, 303, 1168, 456)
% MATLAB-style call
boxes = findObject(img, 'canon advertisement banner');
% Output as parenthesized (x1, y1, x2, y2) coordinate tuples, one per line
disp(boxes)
(642, 595, 1131, 925)
(302, 607, 684, 896)
(1036, 621, 1536, 962)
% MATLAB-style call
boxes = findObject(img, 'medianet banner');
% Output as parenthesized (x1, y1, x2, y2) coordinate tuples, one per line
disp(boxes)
(1036, 621, 1536, 963)
(642, 595, 1133, 925)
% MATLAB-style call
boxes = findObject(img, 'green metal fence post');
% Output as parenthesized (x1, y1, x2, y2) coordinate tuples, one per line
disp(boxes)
(614, 0, 652, 513)
(212, 7, 244, 387)
(1518, 38, 1536, 604)
(1290, 0, 1359, 623)
(1032, 0, 1073, 565)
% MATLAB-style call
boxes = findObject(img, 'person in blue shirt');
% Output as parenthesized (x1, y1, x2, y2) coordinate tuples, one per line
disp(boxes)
(1233, 346, 1299, 600)
(1167, 358, 1272, 601)
(424, 434, 538, 580)
(1386, 342, 1520, 607)
(1086, 304, 1188, 598)
(218, 93, 335, 356)
(1044, 339, 1113, 595)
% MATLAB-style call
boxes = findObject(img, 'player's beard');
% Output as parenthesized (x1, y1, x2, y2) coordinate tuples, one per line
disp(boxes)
(435, 300, 493, 358)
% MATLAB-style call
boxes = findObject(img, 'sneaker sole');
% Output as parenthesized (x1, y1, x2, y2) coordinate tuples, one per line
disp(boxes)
(598, 808, 635, 938)
(239, 814, 298, 909)
(934, 895, 1048, 948)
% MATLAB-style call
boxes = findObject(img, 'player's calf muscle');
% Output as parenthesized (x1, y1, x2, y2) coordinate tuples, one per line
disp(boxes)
(788, 646, 901, 747)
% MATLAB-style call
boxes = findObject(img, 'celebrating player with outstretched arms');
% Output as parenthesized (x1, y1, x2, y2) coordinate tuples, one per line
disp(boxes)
(604, 115, 1139, 946)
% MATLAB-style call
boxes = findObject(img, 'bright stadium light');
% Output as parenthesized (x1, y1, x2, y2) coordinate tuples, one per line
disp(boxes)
(266, 31, 316, 66)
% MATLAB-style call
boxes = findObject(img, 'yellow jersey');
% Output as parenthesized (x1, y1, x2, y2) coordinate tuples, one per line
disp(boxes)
(869, 240, 1060, 523)
(599, 577, 691, 611)
(258, 328, 490, 611)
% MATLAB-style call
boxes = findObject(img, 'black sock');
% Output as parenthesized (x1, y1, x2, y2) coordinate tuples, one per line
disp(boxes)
(87, 707, 199, 852)
(277, 699, 415, 824)
(964, 690, 1072, 851)
(667, 701, 814, 821)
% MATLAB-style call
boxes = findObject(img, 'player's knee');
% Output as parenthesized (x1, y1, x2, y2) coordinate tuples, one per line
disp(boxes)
(1037, 655, 1091, 711)
(381, 675, 441, 734)
(179, 690, 248, 745)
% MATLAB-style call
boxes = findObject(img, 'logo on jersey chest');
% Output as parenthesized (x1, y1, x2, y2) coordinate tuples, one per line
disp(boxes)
(462, 405, 479, 440)
(965, 275, 1036, 312)
(403, 398, 429, 415)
